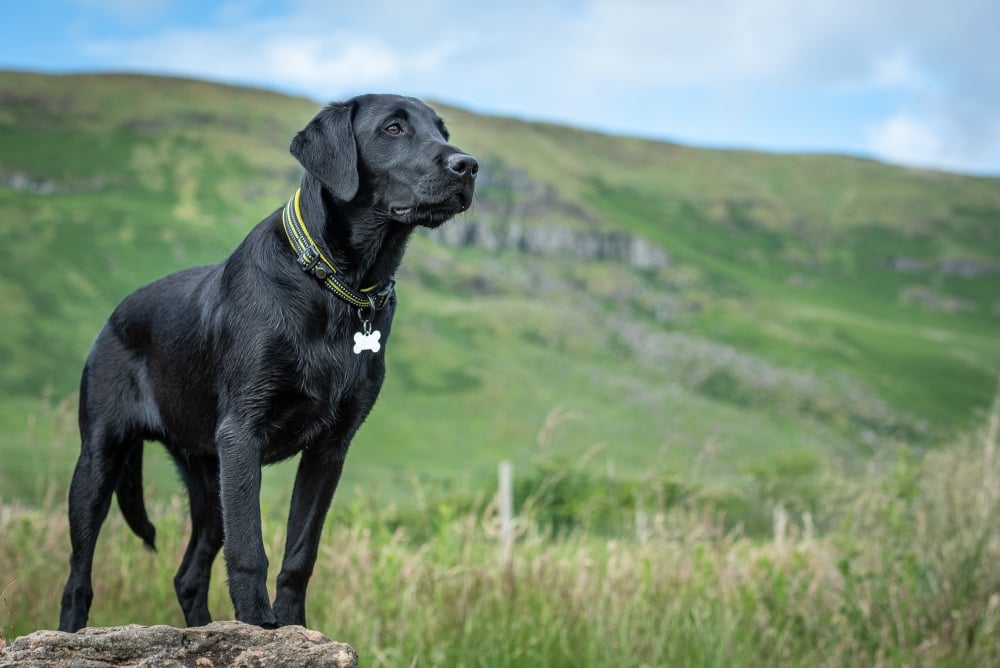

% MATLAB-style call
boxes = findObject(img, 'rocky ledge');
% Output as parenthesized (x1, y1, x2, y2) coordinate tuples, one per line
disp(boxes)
(0, 621, 357, 668)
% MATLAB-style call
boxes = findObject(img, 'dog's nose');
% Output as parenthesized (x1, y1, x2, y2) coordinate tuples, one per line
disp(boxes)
(446, 153, 479, 178)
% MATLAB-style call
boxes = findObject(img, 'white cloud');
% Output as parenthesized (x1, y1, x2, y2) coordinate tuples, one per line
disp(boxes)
(867, 111, 1000, 175)
(83, 22, 451, 97)
(72, 0, 1000, 173)
(867, 52, 931, 92)
(868, 115, 944, 168)
(562, 0, 821, 84)
(258, 38, 399, 90)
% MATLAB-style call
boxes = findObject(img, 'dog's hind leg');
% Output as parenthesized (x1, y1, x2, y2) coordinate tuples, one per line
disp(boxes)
(58, 426, 137, 632)
(171, 453, 223, 626)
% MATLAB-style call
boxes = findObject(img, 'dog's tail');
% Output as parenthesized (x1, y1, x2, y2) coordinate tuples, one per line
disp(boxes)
(116, 443, 157, 552)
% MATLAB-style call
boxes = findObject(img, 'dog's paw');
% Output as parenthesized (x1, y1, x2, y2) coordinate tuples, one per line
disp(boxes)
(273, 597, 307, 628)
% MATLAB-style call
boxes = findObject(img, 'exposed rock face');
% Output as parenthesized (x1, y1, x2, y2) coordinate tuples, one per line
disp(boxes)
(430, 219, 669, 270)
(434, 158, 670, 270)
(0, 621, 357, 668)
(471, 158, 597, 224)
(0, 168, 57, 194)
(885, 254, 998, 277)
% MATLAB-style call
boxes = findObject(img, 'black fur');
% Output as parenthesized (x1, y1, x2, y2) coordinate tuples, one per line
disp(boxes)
(58, 94, 478, 632)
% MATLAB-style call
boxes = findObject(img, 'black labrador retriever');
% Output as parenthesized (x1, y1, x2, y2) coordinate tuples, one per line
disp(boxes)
(58, 94, 477, 632)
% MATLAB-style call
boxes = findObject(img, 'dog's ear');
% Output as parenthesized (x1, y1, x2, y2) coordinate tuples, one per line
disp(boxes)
(290, 102, 359, 201)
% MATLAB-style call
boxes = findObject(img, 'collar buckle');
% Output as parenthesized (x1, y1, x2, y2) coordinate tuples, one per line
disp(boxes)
(283, 189, 396, 311)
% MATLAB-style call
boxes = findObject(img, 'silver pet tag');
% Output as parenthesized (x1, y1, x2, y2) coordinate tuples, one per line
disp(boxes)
(353, 299, 381, 354)
(353, 329, 381, 354)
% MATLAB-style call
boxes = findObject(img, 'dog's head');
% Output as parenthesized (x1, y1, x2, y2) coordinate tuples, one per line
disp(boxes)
(290, 94, 477, 229)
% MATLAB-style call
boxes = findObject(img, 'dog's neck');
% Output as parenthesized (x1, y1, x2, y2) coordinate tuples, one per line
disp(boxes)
(296, 176, 414, 291)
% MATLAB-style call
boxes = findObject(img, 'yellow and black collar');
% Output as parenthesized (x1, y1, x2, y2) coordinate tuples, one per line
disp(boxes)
(282, 189, 394, 310)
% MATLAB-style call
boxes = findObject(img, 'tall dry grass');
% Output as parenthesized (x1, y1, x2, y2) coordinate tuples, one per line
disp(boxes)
(2, 407, 999, 666)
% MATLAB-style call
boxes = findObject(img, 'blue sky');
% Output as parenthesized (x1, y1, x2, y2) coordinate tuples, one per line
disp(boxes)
(3, 0, 999, 175)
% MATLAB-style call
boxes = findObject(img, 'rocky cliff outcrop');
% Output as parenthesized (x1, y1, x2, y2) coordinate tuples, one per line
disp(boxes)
(429, 219, 669, 269)
(433, 158, 669, 270)
(0, 621, 358, 668)
(885, 254, 998, 277)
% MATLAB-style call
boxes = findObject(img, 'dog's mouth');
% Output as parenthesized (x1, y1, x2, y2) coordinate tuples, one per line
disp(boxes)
(390, 191, 472, 227)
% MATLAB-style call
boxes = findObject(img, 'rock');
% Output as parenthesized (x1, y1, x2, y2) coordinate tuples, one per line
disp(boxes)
(429, 218, 669, 270)
(0, 621, 357, 668)
(899, 285, 975, 313)
(0, 169, 58, 194)
(431, 156, 670, 270)
(938, 257, 998, 277)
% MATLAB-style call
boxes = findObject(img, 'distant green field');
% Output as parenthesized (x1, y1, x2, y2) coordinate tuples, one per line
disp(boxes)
(1, 71, 999, 508)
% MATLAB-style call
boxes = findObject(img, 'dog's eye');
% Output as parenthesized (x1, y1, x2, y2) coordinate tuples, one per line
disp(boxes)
(385, 123, 403, 136)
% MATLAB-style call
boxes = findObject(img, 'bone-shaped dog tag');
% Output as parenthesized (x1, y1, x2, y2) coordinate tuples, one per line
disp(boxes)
(353, 330, 382, 354)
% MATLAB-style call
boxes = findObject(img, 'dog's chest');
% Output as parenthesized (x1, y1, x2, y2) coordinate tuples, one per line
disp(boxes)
(258, 323, 389, 462)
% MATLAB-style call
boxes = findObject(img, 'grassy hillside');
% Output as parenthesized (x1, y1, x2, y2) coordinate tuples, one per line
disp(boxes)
(1, 71, 999, 507)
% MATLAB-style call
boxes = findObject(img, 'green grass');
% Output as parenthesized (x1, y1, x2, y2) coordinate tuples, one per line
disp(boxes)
(1, 70, 999, 507)
(3, 418, 999, 667)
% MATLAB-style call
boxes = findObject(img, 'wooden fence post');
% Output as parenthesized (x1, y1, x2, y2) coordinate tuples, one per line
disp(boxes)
(499, 460, 514, 562)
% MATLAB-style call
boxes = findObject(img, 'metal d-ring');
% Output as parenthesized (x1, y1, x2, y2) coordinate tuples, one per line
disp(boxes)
(356, 294, 377, 336)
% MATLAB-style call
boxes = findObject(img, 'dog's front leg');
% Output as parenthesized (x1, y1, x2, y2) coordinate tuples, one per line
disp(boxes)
(272, 444, 346, 627)
(216, 419, 276, 628)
